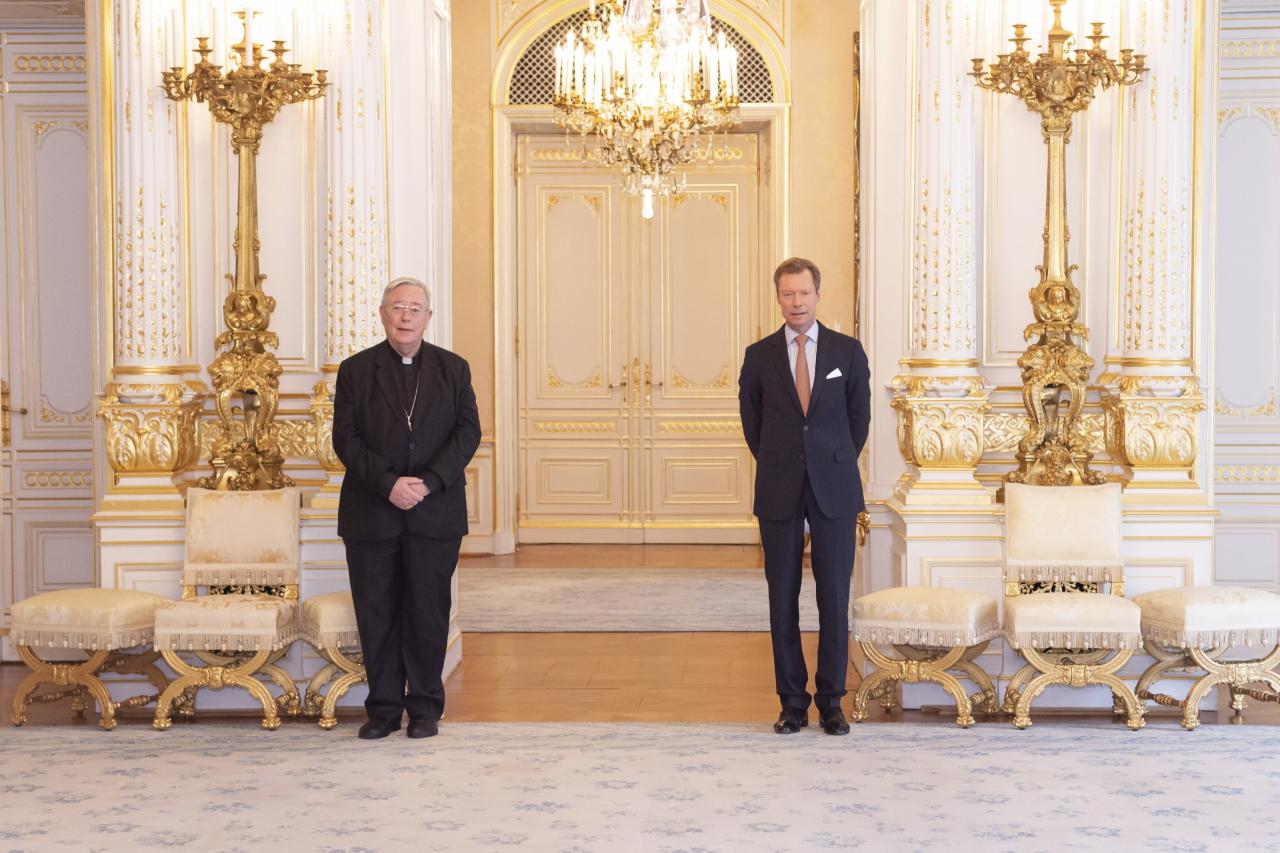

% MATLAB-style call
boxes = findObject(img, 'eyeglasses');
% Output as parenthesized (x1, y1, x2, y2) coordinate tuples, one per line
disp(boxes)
(388, 303, 427, 316)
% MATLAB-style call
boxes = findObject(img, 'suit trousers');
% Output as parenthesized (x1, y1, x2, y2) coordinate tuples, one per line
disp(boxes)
(758, 475, 857, 713)
(345, 531, 461, 721)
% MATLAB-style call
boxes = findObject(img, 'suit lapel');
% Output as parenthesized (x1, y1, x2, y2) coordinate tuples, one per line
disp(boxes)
(769, 327, 804, 416)
(374, 344, 410, 434)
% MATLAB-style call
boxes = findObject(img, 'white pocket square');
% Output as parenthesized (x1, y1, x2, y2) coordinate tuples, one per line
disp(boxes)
(826, 368, 842, 379)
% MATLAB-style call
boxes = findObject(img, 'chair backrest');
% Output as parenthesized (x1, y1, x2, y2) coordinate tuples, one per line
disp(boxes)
(1003, 482, 1123, 596)
(183, 487, 301, 595)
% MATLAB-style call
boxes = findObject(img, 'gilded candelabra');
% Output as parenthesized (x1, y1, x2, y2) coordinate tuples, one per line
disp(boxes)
(972, 0, 1145, 487)
(162, 14, 326, 490)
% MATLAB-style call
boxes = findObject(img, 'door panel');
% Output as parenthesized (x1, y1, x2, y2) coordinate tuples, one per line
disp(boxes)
(517, 133, 761, 543)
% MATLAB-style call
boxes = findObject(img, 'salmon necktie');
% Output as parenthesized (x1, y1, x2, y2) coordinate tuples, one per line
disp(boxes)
(795, 333, 810, 415)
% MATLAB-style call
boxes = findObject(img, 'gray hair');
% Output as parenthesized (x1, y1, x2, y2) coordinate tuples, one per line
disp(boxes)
(381, 276, 432, 311)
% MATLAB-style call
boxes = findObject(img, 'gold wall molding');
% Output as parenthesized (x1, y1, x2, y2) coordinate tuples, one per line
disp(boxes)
(657, 420, 740, 434)
(1220, 40, 1280, 59)
(670, 366, 731, 391)
(533, 420, 614, 433)
(13, 54, 87, 73)
(1215, 390, 1277, 418)
(546, 366, 602, 390)
(32, 119, 89, 144)
(38, 397, 92, 426)
(1217, 466, 1280, 483)
(23, 471, 93, 488)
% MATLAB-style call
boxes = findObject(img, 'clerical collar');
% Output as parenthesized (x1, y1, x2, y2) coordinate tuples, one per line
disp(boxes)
(388, 340, 422, 365)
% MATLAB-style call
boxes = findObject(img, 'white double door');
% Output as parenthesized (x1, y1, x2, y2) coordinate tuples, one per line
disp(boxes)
(516, 132, 770, 543)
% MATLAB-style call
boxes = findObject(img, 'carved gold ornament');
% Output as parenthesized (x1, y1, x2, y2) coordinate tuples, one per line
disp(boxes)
(972, 0, 1145, 487)
(162, 15, 326, 491)
(99, 383, 204, 474)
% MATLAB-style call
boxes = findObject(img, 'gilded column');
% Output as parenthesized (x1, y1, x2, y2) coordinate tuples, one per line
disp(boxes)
(890, 0, 990, 505)
(1102, 0, 1206, 493)
(311, 0, 391, 508)
(93, 0, 204, 509)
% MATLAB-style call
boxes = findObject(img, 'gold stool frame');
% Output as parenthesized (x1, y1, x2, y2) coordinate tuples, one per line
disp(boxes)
(1137, 641, 1280, 731)
(6, 630, 167, 730)
(154, 643, 300, 731)
(852, 640, 998, 728)
(1002, 644, 1144, 731)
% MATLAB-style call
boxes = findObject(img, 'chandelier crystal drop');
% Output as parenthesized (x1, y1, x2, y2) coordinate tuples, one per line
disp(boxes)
(553, 0, 741, 218)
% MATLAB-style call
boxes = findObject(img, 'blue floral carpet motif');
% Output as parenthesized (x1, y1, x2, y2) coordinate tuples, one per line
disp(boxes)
(0, 721, 1275, 851)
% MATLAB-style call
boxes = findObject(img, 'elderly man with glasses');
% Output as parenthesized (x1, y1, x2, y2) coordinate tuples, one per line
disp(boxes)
(332, 276, 481, 740)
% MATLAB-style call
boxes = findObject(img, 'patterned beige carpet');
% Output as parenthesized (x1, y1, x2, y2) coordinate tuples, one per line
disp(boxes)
(0, 721, 1274, 851)
(458, 567, 822, 632)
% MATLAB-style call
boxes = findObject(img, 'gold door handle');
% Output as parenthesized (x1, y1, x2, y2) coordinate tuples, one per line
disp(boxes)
(608, 365, 630, 391)
(2, 404, 28, 415)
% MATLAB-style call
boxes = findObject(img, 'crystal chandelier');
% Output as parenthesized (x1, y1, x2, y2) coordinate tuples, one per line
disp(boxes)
(553, 0, 741, 218)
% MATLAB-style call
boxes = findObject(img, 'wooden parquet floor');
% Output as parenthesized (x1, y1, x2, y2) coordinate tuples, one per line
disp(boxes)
(3, 545, 1276, 729)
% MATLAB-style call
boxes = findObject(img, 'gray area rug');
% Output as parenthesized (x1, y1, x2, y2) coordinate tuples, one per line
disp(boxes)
(458, 567, 821, 631)
(0, 721, 1272, 851)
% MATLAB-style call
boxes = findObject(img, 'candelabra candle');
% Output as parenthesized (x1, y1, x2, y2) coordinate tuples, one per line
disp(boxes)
(971, 0, 1146, 488)
(160, 12, 326, 491)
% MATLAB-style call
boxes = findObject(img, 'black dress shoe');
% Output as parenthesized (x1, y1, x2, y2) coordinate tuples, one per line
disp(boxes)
(819, 707, 850, 736)
(357, 717, 402, 740)
(406, 718, 439, 739)
(773, 708, 808, 734)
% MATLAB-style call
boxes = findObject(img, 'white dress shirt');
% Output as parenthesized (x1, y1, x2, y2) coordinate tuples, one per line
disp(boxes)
(784, 323, 818, 392)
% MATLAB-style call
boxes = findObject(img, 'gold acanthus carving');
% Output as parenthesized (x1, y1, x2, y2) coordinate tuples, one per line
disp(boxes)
(23, 471, 93, 488)
(658, 420, 740, 434)
(546, 366, 603, 391)
(533, 421, 614, 433)
(310, 382, 341, 473)
(1102, 379, 1205, 471)
(891, 377, 990, 469)
(98, 384, 204, 474)
(13, 54, 87, 73)
(670, 366, 731, 391)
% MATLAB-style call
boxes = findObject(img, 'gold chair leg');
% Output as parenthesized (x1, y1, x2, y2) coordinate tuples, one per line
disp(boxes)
(851, 665, 896, 723)
(319, 671, 367, 730)
(10, 666, 43, 726)
(13, 647, 119, 730)
(1095, 674, 1145, 731)
(259, 663, 301, 716)
(303, 662, 341, 717)
(1012, 670, 1059, 730)
(1013, 647, 1141, 730)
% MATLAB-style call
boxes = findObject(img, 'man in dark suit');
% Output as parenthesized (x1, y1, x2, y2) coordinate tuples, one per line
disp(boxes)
(332, 276, 481, 740)
(738, 257, 871, 735)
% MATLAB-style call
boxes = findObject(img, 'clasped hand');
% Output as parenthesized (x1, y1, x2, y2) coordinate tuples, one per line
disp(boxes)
(390, 476, 430, 511)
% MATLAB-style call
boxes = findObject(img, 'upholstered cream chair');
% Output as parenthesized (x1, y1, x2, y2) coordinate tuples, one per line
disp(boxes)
(851, 586, 1001, 727)
(4, 589, 170, 729)
(152, 487, 301, 731)
(300, 591, 366, 729)
(1002, 482, 1145, 730)
(1134, 586, 1280, 730)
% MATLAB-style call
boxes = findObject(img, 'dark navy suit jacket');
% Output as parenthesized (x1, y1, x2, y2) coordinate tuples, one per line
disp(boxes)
(738, 323, 871, 521)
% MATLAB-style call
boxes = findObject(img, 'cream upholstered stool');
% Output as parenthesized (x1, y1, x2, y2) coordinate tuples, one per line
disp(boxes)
(6, 589, 170, 730)
(1134, 586, 1280, 730)
(152, 487, 302, 731)
(851, 586, 1001, 727)
(300, 591, 366, 730)
(1002, 482, 1145, 731)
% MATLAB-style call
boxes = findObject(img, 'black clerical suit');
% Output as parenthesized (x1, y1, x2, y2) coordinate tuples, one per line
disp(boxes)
(738, 322, 871, 713)
(333, 339, 481, 722)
